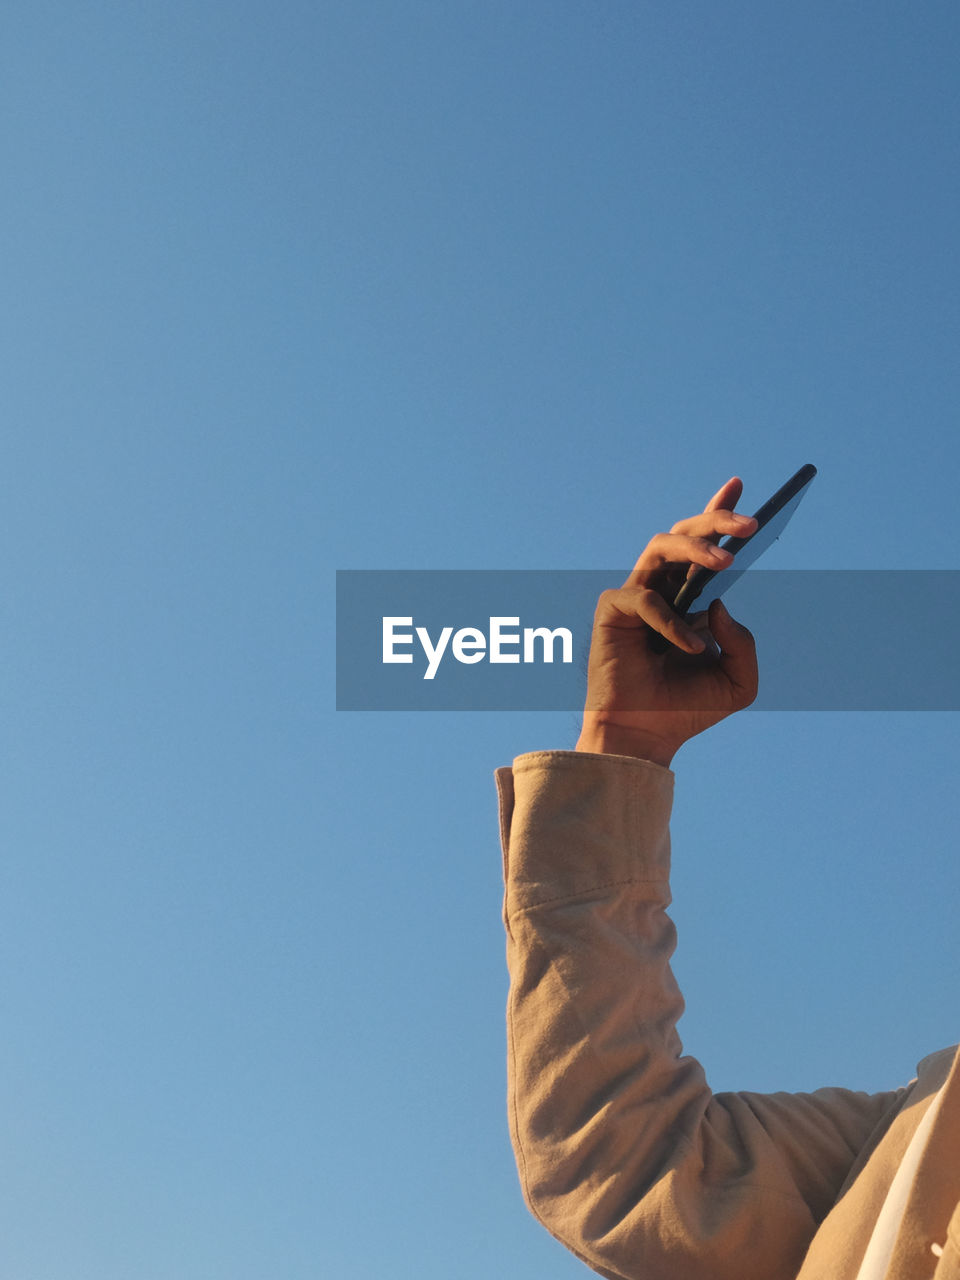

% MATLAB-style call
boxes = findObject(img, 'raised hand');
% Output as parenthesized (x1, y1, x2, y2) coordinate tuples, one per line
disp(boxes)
(575, 478, 759, 767)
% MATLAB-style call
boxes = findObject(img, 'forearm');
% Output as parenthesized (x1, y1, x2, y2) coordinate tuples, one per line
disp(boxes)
(500, 753, 699, 1271)
(500, 751, 726, 1277)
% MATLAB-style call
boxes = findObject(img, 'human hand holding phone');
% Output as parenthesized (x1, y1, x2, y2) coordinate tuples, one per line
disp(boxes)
(575, 477, 760, 767)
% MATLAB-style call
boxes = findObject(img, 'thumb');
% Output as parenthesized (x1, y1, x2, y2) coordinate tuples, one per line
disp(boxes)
(708, 598, 758, 706)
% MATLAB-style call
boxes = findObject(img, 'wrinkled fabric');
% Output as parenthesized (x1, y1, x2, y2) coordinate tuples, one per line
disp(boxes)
(498, 750, 960, 1280)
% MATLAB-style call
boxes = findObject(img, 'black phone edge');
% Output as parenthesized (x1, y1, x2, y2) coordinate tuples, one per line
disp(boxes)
(672, 463, 817, 618)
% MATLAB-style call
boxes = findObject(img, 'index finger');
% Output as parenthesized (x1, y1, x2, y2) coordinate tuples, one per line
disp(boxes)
(705, 476, 743, 514)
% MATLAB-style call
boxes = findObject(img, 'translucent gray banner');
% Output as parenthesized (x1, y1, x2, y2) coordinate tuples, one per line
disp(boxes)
(336, 570, 960, 711)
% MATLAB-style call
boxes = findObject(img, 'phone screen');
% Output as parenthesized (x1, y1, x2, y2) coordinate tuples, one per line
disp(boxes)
(672, 463, 817, 617)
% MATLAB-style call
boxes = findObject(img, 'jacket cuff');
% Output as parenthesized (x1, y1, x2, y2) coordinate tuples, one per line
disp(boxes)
(496, 749, 675, 914)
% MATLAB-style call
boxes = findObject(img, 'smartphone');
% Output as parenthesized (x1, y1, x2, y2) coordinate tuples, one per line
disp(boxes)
(672, 463, 817, 619)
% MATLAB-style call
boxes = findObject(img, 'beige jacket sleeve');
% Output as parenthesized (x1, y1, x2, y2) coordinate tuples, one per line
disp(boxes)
(498, 750, 906, 1280)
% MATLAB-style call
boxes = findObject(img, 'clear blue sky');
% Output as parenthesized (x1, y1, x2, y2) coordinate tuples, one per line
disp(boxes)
(2, 3, 959, 1276)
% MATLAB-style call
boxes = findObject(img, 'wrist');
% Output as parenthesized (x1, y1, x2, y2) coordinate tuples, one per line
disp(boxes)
(575, 717, 678, 768)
